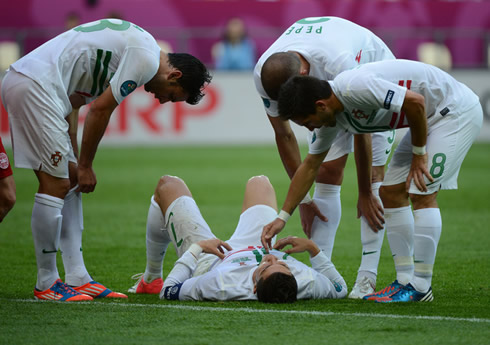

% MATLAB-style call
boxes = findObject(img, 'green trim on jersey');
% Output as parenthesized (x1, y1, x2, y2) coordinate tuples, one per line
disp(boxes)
(296, 17, 331, 25)
(74, 19, 131, 33)
(90, 49, 113, 97)
(98, 51, 112, 96)
(342, 112, 393, 133)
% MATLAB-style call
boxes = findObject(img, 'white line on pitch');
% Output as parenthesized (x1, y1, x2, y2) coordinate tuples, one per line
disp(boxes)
(5, 298, 490, 324)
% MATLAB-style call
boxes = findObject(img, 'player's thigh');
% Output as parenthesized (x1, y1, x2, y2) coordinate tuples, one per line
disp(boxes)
(427, 105, 483, 192)
(307, 129, 351, 184)
(241, 175, 277, 213)
(384, 108, 482, 196)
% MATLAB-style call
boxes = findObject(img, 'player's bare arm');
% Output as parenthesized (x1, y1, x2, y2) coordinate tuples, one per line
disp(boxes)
(261, 151, 328, 249)
(402, 90, 434, 192)
(268, 115, 302, 178)
(78, 86, 118, 193)
(268, 115, 324, 237)
(354, 134, 384, 231)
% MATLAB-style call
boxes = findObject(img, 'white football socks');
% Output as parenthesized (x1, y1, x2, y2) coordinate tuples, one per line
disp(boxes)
(310, 183, 341, 259)
(32, 193, 64, 290)
(60, 185, 91, 287)
(385, 206, 414, 285)
(411, 208, 442, 293)
(144, 196, 171, 283)
(357, 182, 384, 285)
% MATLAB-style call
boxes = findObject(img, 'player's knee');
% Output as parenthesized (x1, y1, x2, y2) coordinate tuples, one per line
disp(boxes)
(317, 159, 345, 184)
(155, 175, 184, 194)
(157, 175, 182, 187)
(56, 179, 71, 198)
(371, 166, 385, 183)
(409, 192, 438, 209)
(247, 175, 273, 191)
(379, 184, 407, 208)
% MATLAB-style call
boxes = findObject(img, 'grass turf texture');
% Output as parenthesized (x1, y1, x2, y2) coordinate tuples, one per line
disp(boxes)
(0, 143, 489, 345)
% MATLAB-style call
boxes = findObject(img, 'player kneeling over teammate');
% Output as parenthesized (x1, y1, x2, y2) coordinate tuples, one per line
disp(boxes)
(129, 175, 347, 302)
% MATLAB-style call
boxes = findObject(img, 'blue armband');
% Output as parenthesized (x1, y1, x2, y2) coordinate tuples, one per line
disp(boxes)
(163, 283, 183, 300)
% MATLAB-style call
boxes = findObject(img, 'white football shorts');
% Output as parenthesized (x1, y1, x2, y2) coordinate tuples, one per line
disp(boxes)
(307, 129, 395, 166)
(1, 70, 76, 178)
(382, 103, 483, 195)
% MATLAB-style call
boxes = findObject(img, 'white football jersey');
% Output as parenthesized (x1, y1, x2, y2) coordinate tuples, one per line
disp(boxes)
(162, 246, 347, 301)
(309, 59, 481, 154)
(10, 19, 161, 115)
(253, 16, 395, 117)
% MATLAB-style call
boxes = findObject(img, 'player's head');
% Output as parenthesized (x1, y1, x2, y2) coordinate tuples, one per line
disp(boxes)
(278, 75, 336, 130)
(167, 53, 212, 105)
(261, 52, 301, 100)
(253, 254, 298, 303)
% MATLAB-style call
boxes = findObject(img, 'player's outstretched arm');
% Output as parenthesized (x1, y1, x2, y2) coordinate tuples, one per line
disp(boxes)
(261, 152, 328, 250)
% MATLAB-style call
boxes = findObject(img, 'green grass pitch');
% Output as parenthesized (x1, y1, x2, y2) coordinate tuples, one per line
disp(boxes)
(0, 143, 489, 345)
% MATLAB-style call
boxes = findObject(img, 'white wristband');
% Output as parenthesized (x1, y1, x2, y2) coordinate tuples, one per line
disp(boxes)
(277, 210, 291, 223)
(188, 243, 203, 259)
(412, 145, 427, 155)
(300, 193, 312, 205)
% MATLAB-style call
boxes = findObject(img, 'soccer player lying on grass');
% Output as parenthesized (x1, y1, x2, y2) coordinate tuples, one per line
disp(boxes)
(128, 174, 347, 303)
(261, 59, 483, 303)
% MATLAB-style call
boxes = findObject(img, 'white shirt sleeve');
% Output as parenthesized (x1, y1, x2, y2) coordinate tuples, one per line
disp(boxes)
(309, 251, 347, 298)
(110, 47, 160, 104)
(161, 250, 199, 300)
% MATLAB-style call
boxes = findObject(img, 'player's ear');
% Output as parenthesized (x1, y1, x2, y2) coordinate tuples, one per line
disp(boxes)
(253, 283, 257, 294)
(168, 70, 182, 81)
(315, 99, 327, 111)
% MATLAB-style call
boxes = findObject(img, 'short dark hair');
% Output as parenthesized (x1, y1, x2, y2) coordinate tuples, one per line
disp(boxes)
(278, 75, 333, 121)
(167, 53, 212, 105)
(256, 272, 298, 303)
(261, 52, 301, 100)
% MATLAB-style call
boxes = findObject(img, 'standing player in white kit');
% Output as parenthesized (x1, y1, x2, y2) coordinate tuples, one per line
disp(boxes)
(254, 16, 396, 298)
(1, 19, 211, 301)
(264, 59, 483, 302)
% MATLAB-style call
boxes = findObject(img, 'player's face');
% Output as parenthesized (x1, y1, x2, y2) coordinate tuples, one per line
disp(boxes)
(292, 101, 337, 131)
(146, 80, 188, 104)
(254, 254, 292, 282)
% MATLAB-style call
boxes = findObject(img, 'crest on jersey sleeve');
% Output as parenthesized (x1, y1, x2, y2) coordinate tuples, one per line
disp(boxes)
(120, 80, 137, 97)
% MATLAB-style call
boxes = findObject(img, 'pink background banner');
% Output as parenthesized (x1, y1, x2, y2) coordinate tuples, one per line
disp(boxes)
(1, 0, 490, 67)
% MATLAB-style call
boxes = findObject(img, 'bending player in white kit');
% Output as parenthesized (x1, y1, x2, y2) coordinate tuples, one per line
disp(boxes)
(1, 19, 211, 301)
(129, 174, 347, 303)
(263, 59, 483, 302)
(253, 16, 396, 298)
